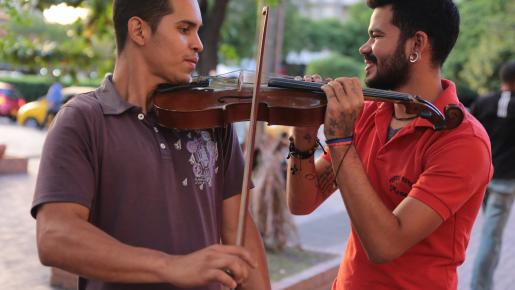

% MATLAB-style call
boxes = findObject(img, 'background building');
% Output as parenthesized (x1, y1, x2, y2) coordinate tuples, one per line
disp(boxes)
(296, 0, 360, 20)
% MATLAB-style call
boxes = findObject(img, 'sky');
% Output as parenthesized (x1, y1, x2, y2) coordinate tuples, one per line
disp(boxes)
(43, 3, 88, 25)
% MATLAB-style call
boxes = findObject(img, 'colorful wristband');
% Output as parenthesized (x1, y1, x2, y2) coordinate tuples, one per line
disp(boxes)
(325, 136, 353, 145)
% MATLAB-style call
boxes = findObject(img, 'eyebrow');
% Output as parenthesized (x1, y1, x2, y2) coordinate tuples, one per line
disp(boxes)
(176, 20, 202, 28)
(368, 28, 385, 35)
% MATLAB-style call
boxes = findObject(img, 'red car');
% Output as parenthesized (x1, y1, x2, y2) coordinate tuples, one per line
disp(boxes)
(0, 81, 25, 121)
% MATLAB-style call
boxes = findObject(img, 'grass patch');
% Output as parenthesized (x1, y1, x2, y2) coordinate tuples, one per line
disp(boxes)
(266, 247, 337, 282)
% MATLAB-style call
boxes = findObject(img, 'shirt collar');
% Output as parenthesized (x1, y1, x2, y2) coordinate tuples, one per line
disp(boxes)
(95, 74, 136, 115)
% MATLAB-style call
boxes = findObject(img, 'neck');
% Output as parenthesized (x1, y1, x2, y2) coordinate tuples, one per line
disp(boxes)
(501, 83, 515, 92)
(112, 52, 160, 113)
(393, 65, 443, 119)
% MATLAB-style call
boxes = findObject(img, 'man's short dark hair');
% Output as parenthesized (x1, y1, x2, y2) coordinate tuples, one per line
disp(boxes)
(113, 0, 173, 54)
(367, 0, 460, 67)
(500, 61, 515, 84)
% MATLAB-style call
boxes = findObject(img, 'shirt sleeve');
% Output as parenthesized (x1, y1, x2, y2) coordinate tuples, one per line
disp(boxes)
(221, 124, 246, 200)
(409, 134, 492, 220)
(31, 105, 98, 218)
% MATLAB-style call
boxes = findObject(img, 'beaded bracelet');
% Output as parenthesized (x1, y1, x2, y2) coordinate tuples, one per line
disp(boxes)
(325, 136, 353, 147)
(287, 137, 325, 159)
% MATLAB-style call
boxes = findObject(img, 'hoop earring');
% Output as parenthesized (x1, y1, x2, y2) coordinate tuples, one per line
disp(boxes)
(409, 52, 420, 63)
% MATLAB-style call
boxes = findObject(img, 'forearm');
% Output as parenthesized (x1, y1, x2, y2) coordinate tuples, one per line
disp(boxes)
(287, 156, 320, 214)
(286, 129, 332, 214)
(37, 216, 170, 283)
(330, 145, 403, 262)
(222, 214, 271, 290)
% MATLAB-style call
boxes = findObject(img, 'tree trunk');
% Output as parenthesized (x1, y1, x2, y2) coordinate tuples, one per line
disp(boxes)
(198, 0, 231, 75)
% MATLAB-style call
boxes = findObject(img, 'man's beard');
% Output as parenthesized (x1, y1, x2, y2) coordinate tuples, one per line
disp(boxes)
(364, 44, 410, 90)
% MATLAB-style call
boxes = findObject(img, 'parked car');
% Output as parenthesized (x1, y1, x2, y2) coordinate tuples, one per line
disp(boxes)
(17, 86, 95, 128)
(0, 81, 25, 121)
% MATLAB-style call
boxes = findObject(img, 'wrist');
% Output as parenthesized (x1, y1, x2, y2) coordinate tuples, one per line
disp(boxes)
(287, 136, 320, 160)
(291, 128, 319, 151)
(155, 253, 179, 284)
(325, 136, 353, 147)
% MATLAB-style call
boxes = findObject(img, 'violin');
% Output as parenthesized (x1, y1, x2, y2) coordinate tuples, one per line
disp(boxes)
(152, 72, 464, 131)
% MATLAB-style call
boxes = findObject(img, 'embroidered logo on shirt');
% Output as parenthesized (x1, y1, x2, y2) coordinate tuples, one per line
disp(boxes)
(174, 140, 182, 150)
(388, 175, 413, 197)
(186, 130, 219, 190)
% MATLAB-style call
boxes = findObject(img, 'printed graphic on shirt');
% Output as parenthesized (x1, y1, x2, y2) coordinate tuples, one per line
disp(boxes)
(186, 130, 219, 190)
(389, 175, 413, 197)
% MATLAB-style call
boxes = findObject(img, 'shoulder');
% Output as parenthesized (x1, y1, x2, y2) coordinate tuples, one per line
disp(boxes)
(48, 90, 104, 141)
(58, 90, 103, 121)
(425, 110, 491, 167)
(441, 109, 490, 147)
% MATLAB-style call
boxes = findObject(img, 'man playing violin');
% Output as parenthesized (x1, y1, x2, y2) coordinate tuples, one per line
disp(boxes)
(31, 1, 270, 290)
(287, 1, 492, 289)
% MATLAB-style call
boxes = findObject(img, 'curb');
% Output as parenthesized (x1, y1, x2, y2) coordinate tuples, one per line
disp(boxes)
(272, 257, 340, 290)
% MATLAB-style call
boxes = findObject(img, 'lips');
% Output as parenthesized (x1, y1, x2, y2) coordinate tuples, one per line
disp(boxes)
(184, 56, 199, 65)
(364, 60, 376, 72)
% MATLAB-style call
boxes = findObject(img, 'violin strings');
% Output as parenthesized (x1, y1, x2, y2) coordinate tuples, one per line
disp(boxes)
(269, 78, 413, 101)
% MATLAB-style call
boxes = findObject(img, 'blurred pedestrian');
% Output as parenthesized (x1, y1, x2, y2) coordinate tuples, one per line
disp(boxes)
(42, 80, 62, 127)
(470, 60, 515, 290)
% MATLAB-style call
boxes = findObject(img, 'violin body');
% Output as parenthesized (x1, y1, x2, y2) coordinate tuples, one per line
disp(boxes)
(153, 84, 327, 129)
(152, 77, 464, 131)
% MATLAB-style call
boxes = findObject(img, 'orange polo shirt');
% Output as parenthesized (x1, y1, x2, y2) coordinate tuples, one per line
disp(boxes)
(323, 80, 492, 290)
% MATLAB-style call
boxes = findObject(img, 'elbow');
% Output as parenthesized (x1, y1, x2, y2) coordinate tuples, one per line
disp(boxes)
(286, 191, 318, 215)
(37, 231, 55, 266)
(365, 248, 403, 264)
(36, 225, 62, 267)
(289, 206, 315, 215)
(287, 199, 316, 215)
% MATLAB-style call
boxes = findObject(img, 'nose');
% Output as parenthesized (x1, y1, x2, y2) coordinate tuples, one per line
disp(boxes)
(359, 39, 372, 56)
(192, 33, 204, 53)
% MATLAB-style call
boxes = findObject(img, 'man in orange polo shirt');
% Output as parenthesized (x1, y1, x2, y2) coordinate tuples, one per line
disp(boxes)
(286, 1, 492, 289)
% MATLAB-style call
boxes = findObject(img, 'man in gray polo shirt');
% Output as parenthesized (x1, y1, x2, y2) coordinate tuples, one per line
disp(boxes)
(31, 1, 270, 290)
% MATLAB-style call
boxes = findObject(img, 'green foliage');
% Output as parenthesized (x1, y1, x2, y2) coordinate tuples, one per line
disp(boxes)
(444, 0, 515, 95)
(0, 0, 114, 81)
(0, 75, 51, 102)
(219, 0, 257, 63)
(305, 53, 363, 79)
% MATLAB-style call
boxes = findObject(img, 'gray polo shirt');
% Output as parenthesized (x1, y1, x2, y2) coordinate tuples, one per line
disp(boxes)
(32, 76, 246, 290)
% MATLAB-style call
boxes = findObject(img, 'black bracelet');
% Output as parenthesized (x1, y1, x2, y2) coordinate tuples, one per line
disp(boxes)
(287, 137, 325, 159)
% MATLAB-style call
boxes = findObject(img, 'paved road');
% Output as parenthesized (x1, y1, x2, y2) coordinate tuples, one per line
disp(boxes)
(1, 119, 514, 290)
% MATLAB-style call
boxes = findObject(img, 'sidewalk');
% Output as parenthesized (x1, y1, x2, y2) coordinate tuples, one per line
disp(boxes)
(1, 120, 515, 289)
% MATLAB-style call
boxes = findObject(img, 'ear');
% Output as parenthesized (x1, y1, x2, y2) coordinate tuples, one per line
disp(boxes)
(410, 31, 430, 55)
(127, 16, 150, 47)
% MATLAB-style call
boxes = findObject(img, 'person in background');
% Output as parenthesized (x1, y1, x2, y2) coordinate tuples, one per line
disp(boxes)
(470, 60, 515, 290)
(42, 80, 62, 127)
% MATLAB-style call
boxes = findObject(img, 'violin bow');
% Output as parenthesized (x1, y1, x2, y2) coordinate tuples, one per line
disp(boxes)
(235, 7, 269, 247)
